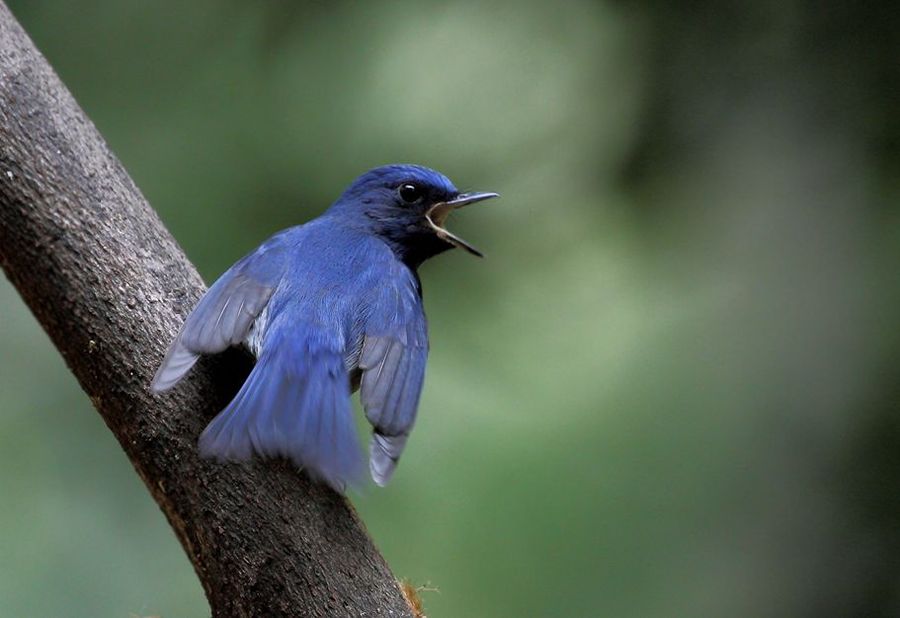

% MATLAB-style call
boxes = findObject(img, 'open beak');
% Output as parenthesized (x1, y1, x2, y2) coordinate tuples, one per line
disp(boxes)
(425, 191, 499, 257)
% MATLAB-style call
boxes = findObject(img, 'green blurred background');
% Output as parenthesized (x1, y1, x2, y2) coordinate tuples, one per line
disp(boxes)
(1, 1, 898, 616)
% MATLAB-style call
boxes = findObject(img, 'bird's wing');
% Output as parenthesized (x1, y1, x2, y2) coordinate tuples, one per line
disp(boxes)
(359, 273, 429, 485)
(151, 232, 289, 392)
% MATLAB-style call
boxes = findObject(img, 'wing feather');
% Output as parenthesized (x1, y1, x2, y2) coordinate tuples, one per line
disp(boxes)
(359, 274, 428, 485)
(151, 232, 289, 392)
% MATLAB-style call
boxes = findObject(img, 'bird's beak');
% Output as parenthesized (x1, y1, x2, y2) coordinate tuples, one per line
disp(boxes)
(425, 191, 499, 257)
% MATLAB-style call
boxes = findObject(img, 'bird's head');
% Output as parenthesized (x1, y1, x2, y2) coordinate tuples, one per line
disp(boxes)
(328, 164, 498, 267)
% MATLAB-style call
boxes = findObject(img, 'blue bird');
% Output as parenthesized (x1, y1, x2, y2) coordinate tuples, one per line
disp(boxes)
(151, 164, 498, 491)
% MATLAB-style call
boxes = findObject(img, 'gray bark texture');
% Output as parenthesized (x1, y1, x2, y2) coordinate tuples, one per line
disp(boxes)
(0, 3, 414, 617)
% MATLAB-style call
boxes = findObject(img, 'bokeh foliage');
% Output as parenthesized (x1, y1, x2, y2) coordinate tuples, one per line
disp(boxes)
(1, 1, 898, 616)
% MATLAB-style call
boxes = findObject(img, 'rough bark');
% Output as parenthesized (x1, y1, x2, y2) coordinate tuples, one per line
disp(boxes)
(0, 3, 413, 617)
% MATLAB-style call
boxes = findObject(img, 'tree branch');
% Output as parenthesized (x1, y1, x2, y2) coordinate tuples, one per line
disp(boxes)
(0, 3, 413, 616)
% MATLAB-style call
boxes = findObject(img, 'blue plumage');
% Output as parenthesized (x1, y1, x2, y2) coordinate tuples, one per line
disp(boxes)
(152, 164, 498, 491)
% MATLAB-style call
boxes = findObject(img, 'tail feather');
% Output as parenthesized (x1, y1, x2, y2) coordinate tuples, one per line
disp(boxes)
(199, 346, 364, 491)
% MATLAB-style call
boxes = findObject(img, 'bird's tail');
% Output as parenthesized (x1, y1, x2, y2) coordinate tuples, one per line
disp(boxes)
(198, 344, 364, 491)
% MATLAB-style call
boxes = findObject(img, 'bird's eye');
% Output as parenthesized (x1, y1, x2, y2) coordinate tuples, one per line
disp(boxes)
(398, 183, 423, 204)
